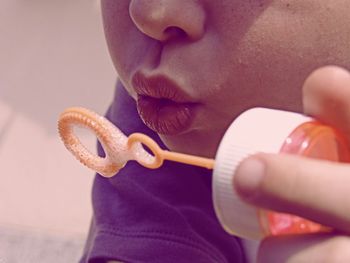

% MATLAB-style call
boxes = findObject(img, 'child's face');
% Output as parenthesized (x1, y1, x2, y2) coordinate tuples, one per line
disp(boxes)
(101, 0, 350, 157)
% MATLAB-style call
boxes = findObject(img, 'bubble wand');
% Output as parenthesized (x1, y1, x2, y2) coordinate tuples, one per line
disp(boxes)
(58, 107, 214, 178)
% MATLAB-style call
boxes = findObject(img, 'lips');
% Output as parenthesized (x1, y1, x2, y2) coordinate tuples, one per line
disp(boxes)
(132, 73, 198, 135)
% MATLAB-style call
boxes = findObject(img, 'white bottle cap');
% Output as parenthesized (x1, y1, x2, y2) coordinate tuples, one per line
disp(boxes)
(212, 108, 312, 239)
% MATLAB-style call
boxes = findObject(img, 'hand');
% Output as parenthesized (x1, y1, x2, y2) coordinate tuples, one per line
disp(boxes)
(234, 66, 350, 262)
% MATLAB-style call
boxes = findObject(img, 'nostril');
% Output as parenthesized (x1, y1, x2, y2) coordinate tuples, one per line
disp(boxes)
(163, 26, 187, 41)
(129, 1, 205, 42)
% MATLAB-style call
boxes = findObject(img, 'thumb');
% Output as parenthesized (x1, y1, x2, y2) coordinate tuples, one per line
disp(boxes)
(233, 153, 350, 233)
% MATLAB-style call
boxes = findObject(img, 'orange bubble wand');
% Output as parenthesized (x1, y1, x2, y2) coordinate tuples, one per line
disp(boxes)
(58, 107, 214, 177)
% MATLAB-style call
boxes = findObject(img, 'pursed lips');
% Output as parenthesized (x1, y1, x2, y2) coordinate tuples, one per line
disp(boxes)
(131, 72, 199, 135)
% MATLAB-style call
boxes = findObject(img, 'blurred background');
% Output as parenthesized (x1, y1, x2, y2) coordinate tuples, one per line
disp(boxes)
(0, 0, 116, 261)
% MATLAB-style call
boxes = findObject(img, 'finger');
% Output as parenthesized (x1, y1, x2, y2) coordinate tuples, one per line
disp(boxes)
(233, 153, 350, 232)
(258, 234, 350, 263)
(303, 66, 350, 144)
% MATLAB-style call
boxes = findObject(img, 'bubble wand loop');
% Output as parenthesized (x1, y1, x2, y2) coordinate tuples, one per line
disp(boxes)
(58, 107, 215, 178)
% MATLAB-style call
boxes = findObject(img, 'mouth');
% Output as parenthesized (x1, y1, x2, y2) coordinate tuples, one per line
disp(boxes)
(132, 73, 198, 135)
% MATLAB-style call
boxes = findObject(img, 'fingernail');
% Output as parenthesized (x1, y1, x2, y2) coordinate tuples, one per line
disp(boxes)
(234, 157, 265, 200)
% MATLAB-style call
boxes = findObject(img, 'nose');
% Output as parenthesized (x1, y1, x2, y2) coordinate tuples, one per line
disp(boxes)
(129, 0, 206, 42)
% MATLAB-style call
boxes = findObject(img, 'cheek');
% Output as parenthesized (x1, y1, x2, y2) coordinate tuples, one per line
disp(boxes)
(217, 1, 350, 114)
(222, 13, 323, 112)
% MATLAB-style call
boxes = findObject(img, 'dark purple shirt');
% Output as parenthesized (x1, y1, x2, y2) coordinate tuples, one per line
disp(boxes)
(80, 82, 245, 263)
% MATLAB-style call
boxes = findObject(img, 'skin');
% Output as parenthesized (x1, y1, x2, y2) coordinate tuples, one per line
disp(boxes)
(101, 0, 350, 158)
(100, 0, 350, 262)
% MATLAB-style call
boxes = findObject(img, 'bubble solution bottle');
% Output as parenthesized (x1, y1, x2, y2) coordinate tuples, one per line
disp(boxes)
(212, 108, 349, 239)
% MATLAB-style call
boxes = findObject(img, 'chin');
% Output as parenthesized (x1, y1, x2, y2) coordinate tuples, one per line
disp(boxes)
(159, 130, 222, 158)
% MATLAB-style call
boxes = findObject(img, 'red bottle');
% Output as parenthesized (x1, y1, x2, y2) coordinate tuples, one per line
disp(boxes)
(213, 108, 349, 239)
